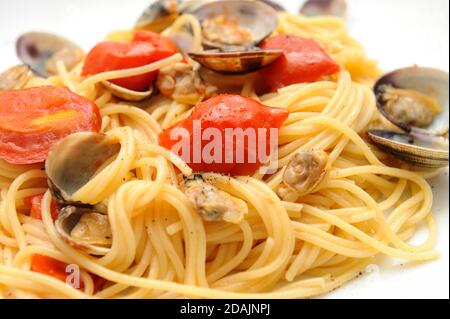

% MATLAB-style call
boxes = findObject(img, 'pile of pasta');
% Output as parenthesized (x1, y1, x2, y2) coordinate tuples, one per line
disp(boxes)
(0, 13, 440, 299)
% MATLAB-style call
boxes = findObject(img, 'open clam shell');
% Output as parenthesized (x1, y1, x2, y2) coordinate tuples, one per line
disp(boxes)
(368, 130, 449, 168)
(45, 132, 121, 205)
(188, 48, 283, 74)
(369, 67, 449, 168)
(193, 0, 278, 50)
(55, 206, 112, 255)
(374, 66, 449, 135)
(135, 0, 281, 34)
(16, 32, 84, 78)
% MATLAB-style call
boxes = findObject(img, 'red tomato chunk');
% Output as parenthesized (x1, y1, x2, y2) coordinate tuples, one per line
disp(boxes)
(260, 35, 340, 91)
(0, 86, 101, 165)
(159, 94, 289, 176)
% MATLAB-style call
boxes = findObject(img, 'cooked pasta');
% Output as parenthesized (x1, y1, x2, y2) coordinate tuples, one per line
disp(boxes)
(0, 5, 444, 299)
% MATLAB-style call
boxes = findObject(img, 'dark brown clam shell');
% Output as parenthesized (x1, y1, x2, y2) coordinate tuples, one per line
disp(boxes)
(368, 130, 449, 168)
(188, 48, 282, 74)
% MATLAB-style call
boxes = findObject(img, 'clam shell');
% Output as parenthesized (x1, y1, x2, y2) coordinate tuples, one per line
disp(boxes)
(16, 32, 84, 78)
(102, 81, 153, 102)
(368, 130, 449, 168)
(193, 0, 278, 50)
(374, 66, 449, 135)
(188, 49, 283, 74)
(46, 132, 121, 205)
(55, 206, 111, 256)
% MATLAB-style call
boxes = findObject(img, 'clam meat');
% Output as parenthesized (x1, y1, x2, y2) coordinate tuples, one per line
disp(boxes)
(369, 66, 449, 168)
(55, 206, 112, 255)
(184, 175, 247, 224)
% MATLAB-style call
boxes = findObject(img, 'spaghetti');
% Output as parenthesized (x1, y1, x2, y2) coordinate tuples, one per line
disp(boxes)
(0, 11, 442, 299)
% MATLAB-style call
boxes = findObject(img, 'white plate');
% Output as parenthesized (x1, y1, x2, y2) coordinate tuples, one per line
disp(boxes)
(0, 0, 448, 299)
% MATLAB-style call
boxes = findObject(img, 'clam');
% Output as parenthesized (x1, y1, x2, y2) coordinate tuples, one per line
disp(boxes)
(368, 67, 449, 168)
(300, 0, 347, 18)
(55, 206, 112, 255)
(135, 0, 282, 35)
(283, 150, 329, 196)
(102, 81, 154, 101)
(278, 150, 329, 201)
(368, 130, 449, 168)
(193, 0, 278, 50)
(184, 175, 247, 224)
(135, 0, 211, 32)
(16, 32, 84, 77)
(45, 132, 121, 205)
(188, 48, 283, 74)
(156, 61, 217, 104)
(0, 65, 31, 92)
(188, 0, 281, 74)
(374, 67, 449, 135)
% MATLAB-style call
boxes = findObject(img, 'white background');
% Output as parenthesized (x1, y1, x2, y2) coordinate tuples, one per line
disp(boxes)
(0, 0, 448, 299)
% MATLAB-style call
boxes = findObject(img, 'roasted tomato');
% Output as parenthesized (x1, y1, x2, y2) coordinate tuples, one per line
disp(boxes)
(24, 193, 60, 221)
(30, 255, 106, 292)
(82, 31, 178, 92)
(260, 35, 340, 91)
(0, 86, 101, 165)
(159, 94, 289, 176)
(31, 255, 71, 283)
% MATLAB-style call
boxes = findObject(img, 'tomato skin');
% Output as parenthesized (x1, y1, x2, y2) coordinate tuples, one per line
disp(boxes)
(92, 276, 107, 293)
(260, 35, 340, 91)
(30, 255, 106, 292)
(0, 86, 101, 165)
(82, 41, 157, 91)
(133, 30, 179, 53)
(31, 255, 70, 283)
(159, 94, 289, 176)
(82, 31, 178, 92)
(24, 193, 60, 221)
